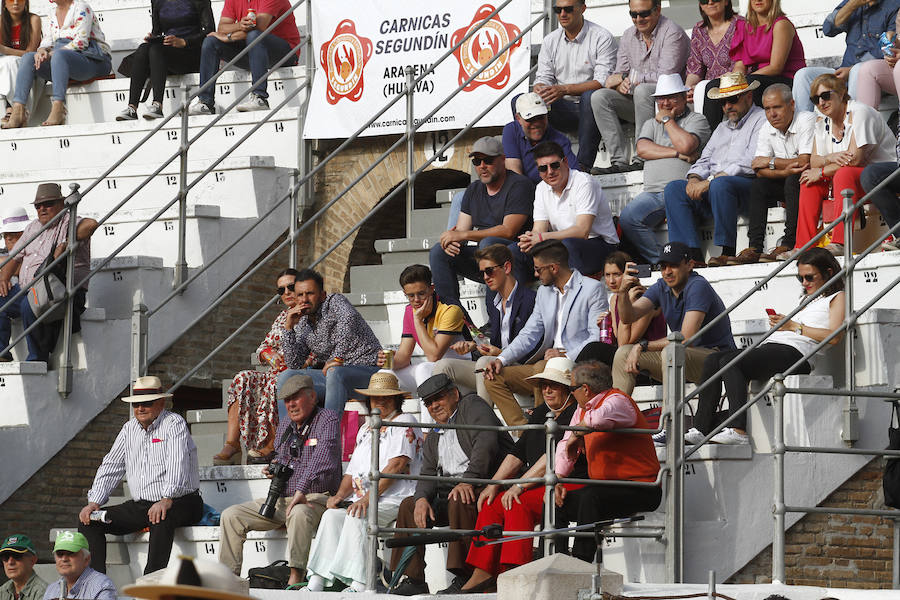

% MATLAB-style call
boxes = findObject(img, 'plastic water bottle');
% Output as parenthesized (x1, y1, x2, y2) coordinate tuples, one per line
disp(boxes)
(881, 32, 894, 57)
(598, 313, 614, 345)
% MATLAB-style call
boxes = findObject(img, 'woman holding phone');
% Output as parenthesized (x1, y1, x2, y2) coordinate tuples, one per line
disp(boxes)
(687, 247, 845, 445)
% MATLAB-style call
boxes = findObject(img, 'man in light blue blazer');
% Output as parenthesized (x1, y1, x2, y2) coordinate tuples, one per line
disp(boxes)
(483, 240, 608, 426)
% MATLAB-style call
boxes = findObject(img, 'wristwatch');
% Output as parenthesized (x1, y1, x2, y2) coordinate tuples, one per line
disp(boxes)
(227, 32, 233, 41)
(661, 115, 671, 124)
(639, 339, 649, 352)
(769, 157, 776, 170)
(795, 324, 803, 336)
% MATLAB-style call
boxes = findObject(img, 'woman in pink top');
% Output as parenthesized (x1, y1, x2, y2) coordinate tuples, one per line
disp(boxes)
(702, 0, 805, 126)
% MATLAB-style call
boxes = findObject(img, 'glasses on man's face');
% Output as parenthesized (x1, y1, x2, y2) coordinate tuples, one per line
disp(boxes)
(34, 200, 59, 210)
(796, 273, 819, 283)
(471, 156, 496, 167)
(698, 0, 723, 5)
(0, 553, 24, 562)
(534, 263, 557, 275)
(810, 90, 834, 105)
(479, 264, 502, 278)
(723, 92, 749, 106)
(537, 160, 562, 173)
(132, 399, 156, 408)
(423, 391, 448, 408)
(629, 8, 654, 19)
(276, 282, 296, 295)
(553, 5, 575, 13)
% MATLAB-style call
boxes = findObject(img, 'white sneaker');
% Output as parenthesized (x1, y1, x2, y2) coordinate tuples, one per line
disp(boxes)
(236, 93, 269, 112)
(143, 102, 163, 120)
(684, 427, 705, 445)
(652, 430, 667, 447)
(115, 106, 137, 121)
(188, 99, 214, 115)
(709, 427, 749, 445)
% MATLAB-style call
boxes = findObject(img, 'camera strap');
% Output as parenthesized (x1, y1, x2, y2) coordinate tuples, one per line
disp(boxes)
(279, 407, 319, 457)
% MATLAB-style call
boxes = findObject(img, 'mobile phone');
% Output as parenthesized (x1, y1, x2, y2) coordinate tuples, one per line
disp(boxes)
(148, 34, 164, 42)
(765, 308, 776, 316)
(634, 264, 651, 278)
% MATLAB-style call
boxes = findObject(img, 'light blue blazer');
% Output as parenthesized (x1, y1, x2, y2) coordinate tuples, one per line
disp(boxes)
(499, 269, 608, 364)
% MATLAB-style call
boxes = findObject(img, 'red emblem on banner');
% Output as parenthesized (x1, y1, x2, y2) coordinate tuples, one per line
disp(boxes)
(451, 5, 522, 92)
(320, 20, 373, 105)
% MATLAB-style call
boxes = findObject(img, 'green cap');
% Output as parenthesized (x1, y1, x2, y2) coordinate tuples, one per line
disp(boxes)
(1, 534, 36, 555)
(53, 531, 89, 553)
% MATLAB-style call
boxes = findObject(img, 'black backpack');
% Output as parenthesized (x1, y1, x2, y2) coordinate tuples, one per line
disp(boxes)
(248, 560, 291, 589)
(883, 402, 900, 509)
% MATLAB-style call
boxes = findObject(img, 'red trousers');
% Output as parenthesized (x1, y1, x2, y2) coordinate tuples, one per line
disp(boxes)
(795, 166, 863, 248)
(465, 484, 583, 575)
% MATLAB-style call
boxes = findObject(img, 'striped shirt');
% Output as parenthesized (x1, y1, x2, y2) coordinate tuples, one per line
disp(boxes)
(274, 408, 342, 497)
(87, 410, 199, 505)
(41, 568, 116, 600)
(10, 215, 91, 289)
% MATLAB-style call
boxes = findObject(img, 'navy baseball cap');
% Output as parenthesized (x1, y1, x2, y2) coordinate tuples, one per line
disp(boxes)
(658, 242, 691, 265)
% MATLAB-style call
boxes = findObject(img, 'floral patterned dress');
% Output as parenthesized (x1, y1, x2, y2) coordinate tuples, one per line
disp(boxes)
(225, 310, 287, 450)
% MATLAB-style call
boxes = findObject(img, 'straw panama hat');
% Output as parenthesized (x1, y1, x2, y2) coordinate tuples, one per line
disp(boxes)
(121, 376, 173, 403)
(706, 71, 760, 100)
(123, 556, 254, 600)
(526, 356, 575, 386)
(354, 371, 411, 397)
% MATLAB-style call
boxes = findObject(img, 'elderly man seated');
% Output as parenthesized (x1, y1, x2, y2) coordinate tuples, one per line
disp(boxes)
(0, 534, 47, 600)
(219, 374, 341, 586)
(42, 532, 116, 600)
(389, 374, 514, 596)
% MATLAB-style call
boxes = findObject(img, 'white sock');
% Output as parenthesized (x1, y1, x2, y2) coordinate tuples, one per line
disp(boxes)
(350, 580, 367, 592)
(306, 574, 325, 592)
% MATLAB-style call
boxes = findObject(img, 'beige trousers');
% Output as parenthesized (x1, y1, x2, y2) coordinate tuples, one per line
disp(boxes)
(611, 344, 715, 396)
(482, 360, 547, 426)
(218, 493, 329, 574)
(432, 354, 496, 401)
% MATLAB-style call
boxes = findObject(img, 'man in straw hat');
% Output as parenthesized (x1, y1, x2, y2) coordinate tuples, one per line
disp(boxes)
(0, 534, 47, 600)
(663, 71, 767, 267)
(0, 183, 97, 362)
(42, 531, 116, 600)
(218, 374, 341, 586)
(618, 73, 711, 265)
(77, 376, 202, 576)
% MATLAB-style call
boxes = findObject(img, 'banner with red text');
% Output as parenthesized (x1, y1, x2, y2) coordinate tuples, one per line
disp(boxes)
(302, 1, 532, 139)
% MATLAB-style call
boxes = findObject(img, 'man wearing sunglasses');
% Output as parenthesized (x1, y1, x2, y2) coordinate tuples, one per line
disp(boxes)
(664, 71, 767, 267)
(532, 0, 617, 173)
(589, 0, 690, 175)
(0, 535, 47, 600)
(430, 136, 534, 315)
(0, 183, 97, 363)
(77, 376, 203, 576)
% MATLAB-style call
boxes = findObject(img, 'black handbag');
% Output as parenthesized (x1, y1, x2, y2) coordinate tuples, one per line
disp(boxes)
(883, 401, 900, 509)
(248, 560, 291, 589)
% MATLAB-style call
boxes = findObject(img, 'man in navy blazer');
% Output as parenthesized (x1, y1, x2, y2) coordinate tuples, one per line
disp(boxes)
(434, 244, 538, 404)
(484, 240, 608, 426)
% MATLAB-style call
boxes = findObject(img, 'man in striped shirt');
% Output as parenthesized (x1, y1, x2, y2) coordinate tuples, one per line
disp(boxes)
(77, 376, 202, 575)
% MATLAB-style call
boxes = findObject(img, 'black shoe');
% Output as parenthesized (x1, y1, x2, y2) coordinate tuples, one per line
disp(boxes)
(437, 575, 466, 594)
(621, 161, 644, 171)
(391, 578, 429, 596)
(590, 164, 626, 175)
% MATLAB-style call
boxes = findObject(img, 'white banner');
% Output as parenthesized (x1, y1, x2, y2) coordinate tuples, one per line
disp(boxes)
(302, 1, 532, 139)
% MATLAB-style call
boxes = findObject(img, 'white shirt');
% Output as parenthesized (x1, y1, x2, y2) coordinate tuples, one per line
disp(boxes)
(755, 111, 815, 159)
(493, 282, 517, 348)
(534, 20, 617, 101)
(436, 412, 470, 477)
(552, 274, 576, 350)
(813, 100, 896, 163)
(766, 292, 840, 368)
(344, 414, 423, 503)
(533, 168, 619, 244)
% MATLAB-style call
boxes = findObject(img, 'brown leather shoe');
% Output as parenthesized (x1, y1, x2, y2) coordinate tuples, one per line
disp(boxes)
(707, 254, 732, 267)
(689, 259, 707, 269)
(759, 245, 791, 262)
(727, 248, 761, 265)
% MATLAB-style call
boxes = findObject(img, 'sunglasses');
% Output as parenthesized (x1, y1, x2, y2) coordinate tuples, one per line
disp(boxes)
(553, 5, 575, 13)
(723, 91, 749, 105)
(629, 8, 654, 18)
(276, 282, 296, 295)
(479, 264, 503, 277)
(698, 0, 724, 4)
(796, 273, 819, 283)
(809, 90, 834, 105)
(0, 553, 25, 562)
(132, 399, 157, 408)
(34, 200, 60, 210)
(536, 160, 562, 173)
(471, 156, 496, 166)
(423, 391, 449, 408)
(534, 263, 557, 275)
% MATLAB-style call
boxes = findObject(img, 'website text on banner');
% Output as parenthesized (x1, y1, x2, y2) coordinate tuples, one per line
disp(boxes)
(303, 1, 531, 139)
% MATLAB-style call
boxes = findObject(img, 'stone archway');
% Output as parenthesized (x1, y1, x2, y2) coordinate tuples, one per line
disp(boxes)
(310, 128, 494, 291)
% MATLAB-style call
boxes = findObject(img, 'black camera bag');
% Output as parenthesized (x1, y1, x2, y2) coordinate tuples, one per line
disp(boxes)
(248, 560, 291, 589)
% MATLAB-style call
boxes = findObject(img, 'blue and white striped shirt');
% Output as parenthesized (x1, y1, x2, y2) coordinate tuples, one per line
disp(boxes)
(42, 568, 116, 600)
(87, 410, 199, 504)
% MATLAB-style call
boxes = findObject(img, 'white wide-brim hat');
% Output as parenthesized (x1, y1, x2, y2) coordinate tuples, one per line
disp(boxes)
(0, 206, 29, 234)
(652, 73, 691, 97)
(526, 356, 575, 387)
(121, 375, 173, 403)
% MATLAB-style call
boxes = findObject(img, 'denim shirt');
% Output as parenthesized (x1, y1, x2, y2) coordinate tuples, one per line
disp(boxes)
(822, 0, 900, 66)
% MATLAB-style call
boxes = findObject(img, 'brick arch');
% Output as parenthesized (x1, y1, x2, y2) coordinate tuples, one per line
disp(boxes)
(310, 129, 494, 291)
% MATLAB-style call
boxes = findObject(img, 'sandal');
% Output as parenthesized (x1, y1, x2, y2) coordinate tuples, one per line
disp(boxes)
(1, 107, 11, 123)
(42, 101, 67, 126)
(1, 103, 27, 129)
(247, 448, 276, 464)
(212, 441, 242, 465)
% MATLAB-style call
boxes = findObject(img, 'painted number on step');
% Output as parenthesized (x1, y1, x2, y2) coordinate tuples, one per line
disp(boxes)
(112, 271, 123, 281)
(218, 84, 231, 95)
(465, 299, 478, 312)
(164, 221, 174, 231)
(215, 172, 225, 182)
(111, 134, 121, 145)
(739, 336, 753, 348)
(814, 26, 823, 38)
(106, 179, 117, 190)
(359, 293, 367, 304)
(753, 280, 768, 291)
(254, 541, 266, 552)
(104, 225, 115, 236)
(683, 463, 696, 475)
(766, 225, 774, 235)
(701, 230, 712, 241)
(0, 186, 4, 195)
(764, 394, 772, 407)
(166, 176, 177, 186)
(864, 270, 878, 283)
(167, 130, 178, 141)
(165, 88, 175, 100)
(0, 377, 4, 387)
(9, 142, 15, 151)
(59, 138, 70, 149)
(115, 92, 125, 102)
(428, 131, 450, 162)
(224, 126, 235, 137)
(204, 543, 215, 554)
(96, 12, 103, 21)
(274, 81, 284, 91)
(215, 481, 227, 493)
(274, 122, 284, 133)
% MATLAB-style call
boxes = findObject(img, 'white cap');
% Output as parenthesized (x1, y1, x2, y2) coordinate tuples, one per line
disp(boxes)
(515, 92, 549, 119)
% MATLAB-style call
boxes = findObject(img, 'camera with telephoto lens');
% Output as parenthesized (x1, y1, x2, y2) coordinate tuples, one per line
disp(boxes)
(258, 461, 294, 518)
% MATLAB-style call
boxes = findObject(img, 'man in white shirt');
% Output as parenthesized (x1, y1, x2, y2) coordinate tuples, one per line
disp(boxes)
(514, 141, 619, 277)
(532, 0, 617, 172)
(77, 376, 202, 575)
(734, 83, 814, 264)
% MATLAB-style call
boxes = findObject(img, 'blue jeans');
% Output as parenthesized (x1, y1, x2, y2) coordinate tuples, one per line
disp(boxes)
(14, 49, 111, 103)
(276, 364, 379, 414)
(792, 63, 863, 113)
(429, 235, 528, 309)
(509, 235, 616, 277)
(619, 191, 666, 264)
(861, 162, 900, 230)
(546, 91, 601, 171)
(664, 177, 754, 249)
(198, 30, 296, 104)
(446, 191, 464, 230)
(0, 285, 86, 361)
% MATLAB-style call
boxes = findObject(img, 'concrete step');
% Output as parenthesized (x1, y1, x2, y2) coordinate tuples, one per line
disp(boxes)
(409, 207, 451, 239)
